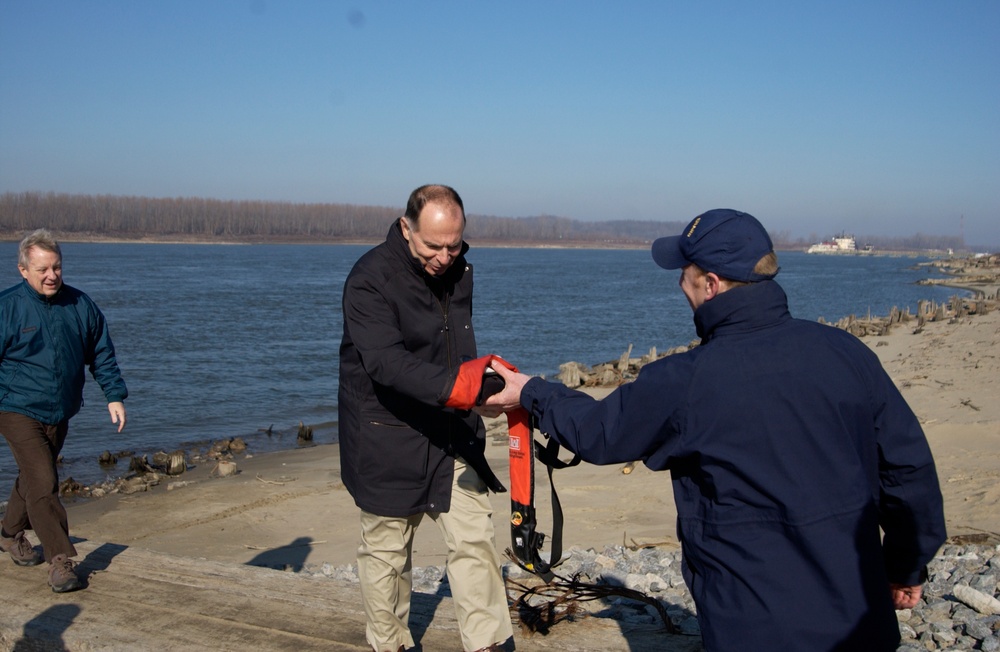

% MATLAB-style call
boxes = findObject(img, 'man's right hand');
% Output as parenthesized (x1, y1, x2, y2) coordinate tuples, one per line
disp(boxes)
(482, 363, 532, 413)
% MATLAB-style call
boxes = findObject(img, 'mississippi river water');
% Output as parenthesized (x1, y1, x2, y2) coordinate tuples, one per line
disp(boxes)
(0, 242, 962, 496)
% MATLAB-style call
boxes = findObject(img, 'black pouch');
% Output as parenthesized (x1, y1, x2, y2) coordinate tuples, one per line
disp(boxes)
(475, 369, 506, 406)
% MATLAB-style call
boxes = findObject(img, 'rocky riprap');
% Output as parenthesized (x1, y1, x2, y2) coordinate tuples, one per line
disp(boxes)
(305, 541, 1000, 651)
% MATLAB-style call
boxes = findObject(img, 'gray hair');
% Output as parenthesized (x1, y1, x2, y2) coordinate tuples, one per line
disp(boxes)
(18, 229, 62, 268)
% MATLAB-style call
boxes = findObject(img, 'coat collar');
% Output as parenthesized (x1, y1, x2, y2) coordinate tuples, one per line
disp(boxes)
(693, 280, 791, 341)
(20, 278, 65, 304)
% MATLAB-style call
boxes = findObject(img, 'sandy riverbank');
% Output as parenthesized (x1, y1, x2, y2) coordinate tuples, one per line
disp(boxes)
(49, 269, 1000, 571)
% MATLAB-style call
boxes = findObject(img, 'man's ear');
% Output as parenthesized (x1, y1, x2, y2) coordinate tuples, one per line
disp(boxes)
(705, 272, 724, 300)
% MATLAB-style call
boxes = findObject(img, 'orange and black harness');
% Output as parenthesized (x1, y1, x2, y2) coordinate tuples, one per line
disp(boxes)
(445, 354, 579, 581)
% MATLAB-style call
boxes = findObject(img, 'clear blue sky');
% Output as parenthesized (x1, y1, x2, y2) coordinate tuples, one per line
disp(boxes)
(2, 1, 998, 247)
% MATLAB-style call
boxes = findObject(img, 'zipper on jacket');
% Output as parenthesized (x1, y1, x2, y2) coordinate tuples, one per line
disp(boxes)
(436, 291, 452, 365)
(435, 290, 456, 455)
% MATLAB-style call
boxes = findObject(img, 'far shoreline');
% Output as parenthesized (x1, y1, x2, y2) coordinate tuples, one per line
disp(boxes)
(0, 232, 969, 258)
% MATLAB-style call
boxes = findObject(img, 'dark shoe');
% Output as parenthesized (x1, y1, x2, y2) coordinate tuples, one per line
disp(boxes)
(470, 645, 501, 652)
(0, 530, 43, 566)
(48, 554, 82, 593)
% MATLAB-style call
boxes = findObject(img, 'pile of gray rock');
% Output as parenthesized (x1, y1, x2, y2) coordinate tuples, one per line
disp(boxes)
(311, 541, 1000, 650)
(907, 542, 1000, 651)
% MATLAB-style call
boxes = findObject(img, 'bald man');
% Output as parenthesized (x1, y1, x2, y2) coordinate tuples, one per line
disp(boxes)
(338, 185, 512, 652)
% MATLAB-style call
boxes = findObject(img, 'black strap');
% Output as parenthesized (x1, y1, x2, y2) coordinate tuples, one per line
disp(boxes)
(510, 436, 580, 582)
(540, 437, 580, 577)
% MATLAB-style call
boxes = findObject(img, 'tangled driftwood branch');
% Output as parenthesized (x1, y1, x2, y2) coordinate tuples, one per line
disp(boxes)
(622, 534, 675, 551)
(504, 550, 680, 636)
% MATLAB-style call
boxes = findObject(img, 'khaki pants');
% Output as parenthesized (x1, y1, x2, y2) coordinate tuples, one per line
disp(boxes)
(358, 458, 513, 652)
(0, 412, 76, 561)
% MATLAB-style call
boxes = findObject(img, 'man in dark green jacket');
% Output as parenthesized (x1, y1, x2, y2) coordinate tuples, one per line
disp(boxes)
(0, 229, 128, 593)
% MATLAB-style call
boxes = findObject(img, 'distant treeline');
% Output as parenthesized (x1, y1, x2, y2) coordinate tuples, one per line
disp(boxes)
(0, 191, 684, 245)
(0, 191, 966, 251)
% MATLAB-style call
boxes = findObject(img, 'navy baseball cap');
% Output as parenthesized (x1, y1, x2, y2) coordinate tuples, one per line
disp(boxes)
(651, 209, 777, 282)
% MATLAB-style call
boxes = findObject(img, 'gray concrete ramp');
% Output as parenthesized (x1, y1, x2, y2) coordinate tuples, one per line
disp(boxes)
(0, 540, 693, 651)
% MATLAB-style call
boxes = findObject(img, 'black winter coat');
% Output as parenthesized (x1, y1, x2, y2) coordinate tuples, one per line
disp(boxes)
(338, 220, 505, 517)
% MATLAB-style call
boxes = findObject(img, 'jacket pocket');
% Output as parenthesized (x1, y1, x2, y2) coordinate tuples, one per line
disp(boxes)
(358, 413, 429, 490)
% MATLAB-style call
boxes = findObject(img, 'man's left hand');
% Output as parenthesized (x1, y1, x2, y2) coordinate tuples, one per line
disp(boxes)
(890, 583, 923, 609)
(108, 401, 127, 433)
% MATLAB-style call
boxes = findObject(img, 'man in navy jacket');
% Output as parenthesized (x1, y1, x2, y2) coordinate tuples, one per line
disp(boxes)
(485, 209, 946, 651)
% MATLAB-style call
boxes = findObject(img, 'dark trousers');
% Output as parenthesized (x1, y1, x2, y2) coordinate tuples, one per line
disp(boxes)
(0, 412, 76, 560)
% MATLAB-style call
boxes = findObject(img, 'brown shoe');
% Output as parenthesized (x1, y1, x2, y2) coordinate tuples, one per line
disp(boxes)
(0, 530, 43, 566)
(469, 645, 501, 652)
(48, 554, 82, 593)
